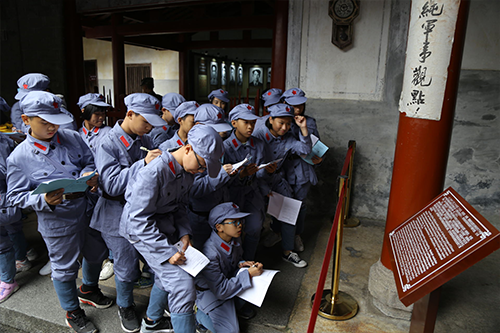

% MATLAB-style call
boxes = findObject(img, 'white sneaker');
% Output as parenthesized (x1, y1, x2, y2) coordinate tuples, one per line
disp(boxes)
(282, 251, 307, 268)
(26, 248, 38, 261)
(99, 259, 114, 280)
(294, 235, 304, 252)
(262, 232, 282, 248)
(15, 259, 32, 273)
(39, 260, 51, 276)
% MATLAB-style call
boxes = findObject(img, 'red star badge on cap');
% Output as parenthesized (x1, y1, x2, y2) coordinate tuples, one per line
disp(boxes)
(23, 84, 28, 89)
(247, 105, 252, 110)
(220, 90, 224, 93)
(286, 106, 290, 112)
(232, 203, 238, 208)
(195, 103, 199, 107)
(53, 102, 59, 109)
(292, 90, 297, 95)
(267, 91, 272, 96)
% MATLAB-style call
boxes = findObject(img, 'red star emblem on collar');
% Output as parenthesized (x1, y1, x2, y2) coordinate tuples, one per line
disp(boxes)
(23, 84, 28, 89)
(292, 90, 297, 95)
(155, 103, 160, 110)
(217, 113, 222, 119)
(53, 102, 59, 109)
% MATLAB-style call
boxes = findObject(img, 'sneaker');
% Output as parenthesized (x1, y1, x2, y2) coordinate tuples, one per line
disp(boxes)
(15, 259, 32, 273)
(65, 308, 98, 333)
(77, 286, 114, 309)
(134, 276, 153, 289)
(294, 235, 304, 252)
(195, 323, 208, 333)
(237, 303, 256, 320)
(26, 248, 38, 261)
(39, 260, 52, 276)
(119, 306, 140, 333)
(262, 232, 282, 248)
(282, 251, 307, 268)
(0, 281, 19, 303)
(99, 259, 114, 280)
(140, 316, 174, 333)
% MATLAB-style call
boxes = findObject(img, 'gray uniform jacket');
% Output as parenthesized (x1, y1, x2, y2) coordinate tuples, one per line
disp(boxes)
(0, 135, 22, 225)
(7, 129, 94, 236)
(120, 150, 194, 263)
(90, 121, 153, 236)
(195, 232, 252, 314)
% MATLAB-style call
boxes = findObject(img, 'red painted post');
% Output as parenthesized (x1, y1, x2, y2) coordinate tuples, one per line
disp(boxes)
(380, 0, 470, 269)
(63, 0, 85, 127)
(271, 0, 288, 91)
(111, 14, 126, 118)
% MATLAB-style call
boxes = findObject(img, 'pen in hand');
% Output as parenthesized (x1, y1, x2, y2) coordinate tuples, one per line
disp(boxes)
(140, 146, 150, 152)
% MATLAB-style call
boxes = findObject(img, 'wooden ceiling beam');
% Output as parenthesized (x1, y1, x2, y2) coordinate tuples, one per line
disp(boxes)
(84, 15, 274, 38)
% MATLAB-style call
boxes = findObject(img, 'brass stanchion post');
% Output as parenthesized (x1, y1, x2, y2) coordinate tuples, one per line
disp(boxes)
(312, 176, 359, 320)
(344, 141, 360, 228)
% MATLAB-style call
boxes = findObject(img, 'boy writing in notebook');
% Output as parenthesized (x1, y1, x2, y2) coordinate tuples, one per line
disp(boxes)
(121, 124, 224, 333)
(195, 202, 264, 333)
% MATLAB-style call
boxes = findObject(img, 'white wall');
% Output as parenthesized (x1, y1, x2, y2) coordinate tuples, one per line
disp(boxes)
(82, 37, 179, 105)
(293, 0, 391, 101)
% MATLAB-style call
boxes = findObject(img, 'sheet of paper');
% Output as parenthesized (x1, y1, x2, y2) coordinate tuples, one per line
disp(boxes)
(31, 171, 96, 194)
(173, 241, 210, 277)
(310, 134, 320, 146)
(267, 191, 302, 225)
(237, 268, 280, 307)
(231, 156, 250, 173)
(257, 158, 283, 170)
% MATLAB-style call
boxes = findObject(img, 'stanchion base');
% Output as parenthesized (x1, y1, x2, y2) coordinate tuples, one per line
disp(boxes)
(311, 290, 359, 320)
(344, 217, 360, 228)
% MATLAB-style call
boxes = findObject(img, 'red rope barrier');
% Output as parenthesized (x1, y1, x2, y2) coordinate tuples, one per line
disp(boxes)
(307, 144, 354, 332)
(341, 147, 353, 176)
(307, 183, 346, 333)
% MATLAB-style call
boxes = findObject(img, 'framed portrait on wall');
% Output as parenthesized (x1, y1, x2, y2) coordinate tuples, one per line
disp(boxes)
(221, 62, 227, 86)
(210, 60, 218, 86)
(199, 57, 207, 75)
(249, 67, 263, 86)
(267, 67, 271, 84)
(237, 65, 243, 86)
(230, 63, 236, 84)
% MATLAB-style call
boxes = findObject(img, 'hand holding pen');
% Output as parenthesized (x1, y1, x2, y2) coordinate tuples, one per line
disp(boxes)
(244, 261, 263, 277)
(141, 146, 162, 165)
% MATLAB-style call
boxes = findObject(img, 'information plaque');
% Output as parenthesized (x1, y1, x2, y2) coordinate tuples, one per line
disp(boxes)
(388, 187, 500, 306)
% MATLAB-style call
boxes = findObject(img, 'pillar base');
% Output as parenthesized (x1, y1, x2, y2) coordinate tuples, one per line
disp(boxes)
(368, 260, 413, 320)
